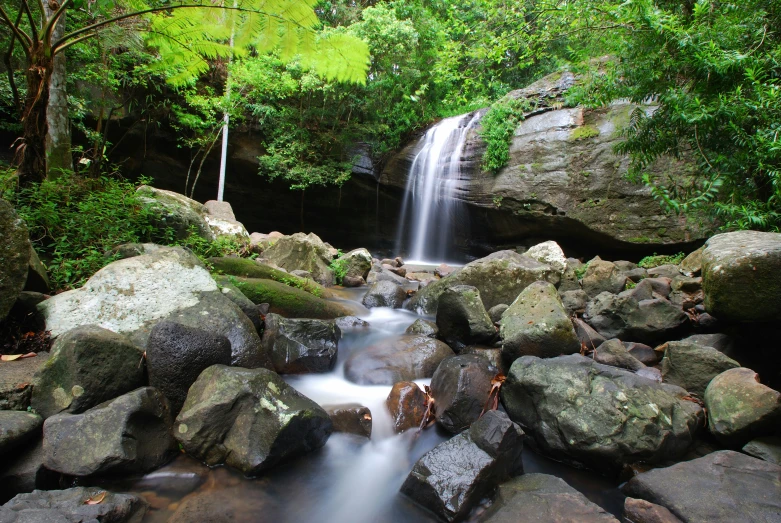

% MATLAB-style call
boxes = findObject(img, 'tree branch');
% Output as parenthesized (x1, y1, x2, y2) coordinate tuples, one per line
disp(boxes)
(3, 6, 24, 114)
(21, 0, 39, 42)
(0, 4, 33, 52)
(43, 0, 71, 50)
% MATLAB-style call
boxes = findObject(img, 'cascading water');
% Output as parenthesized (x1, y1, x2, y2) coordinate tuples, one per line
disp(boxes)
(396, 113, 482, 264)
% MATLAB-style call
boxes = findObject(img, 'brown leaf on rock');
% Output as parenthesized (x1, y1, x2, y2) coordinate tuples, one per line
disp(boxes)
(85, 491, 107, 505)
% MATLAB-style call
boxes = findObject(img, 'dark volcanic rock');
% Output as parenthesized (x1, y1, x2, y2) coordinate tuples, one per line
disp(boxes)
(622, 450, 781, 522)
(386, 381, 427, 433)
(344, 335, 454, 385)
(0, 439, 59, 503)
(400, 410, 524, 522)
(325, 404, 372, 438)
(0, 411, 42, 456)
(0, 487, 148, 523)
(430, 355, 499, 434)
(405, 318, 438, 338)
(261, 314, 339, 374)
(362, 280, 407, 309)
(436, 285, 495, 350)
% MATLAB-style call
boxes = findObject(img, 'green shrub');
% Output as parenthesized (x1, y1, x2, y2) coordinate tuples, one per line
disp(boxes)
(573, 262, 590, 280)
(637, 252, 686, 269)
(479, 97, 535, 172)
(328, 249, 349, 285)
(176, 227, 251, 264)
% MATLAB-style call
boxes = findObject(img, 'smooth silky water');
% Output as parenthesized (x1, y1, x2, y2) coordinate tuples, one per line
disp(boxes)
(97, 288, 625, 522)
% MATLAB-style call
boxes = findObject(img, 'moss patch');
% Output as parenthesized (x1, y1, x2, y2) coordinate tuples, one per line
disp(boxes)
(570, 125, 600, 141)
(209, 257, 327, 298)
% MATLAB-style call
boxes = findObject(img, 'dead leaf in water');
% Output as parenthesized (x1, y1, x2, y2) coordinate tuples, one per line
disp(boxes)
(85, 491, 107, 505)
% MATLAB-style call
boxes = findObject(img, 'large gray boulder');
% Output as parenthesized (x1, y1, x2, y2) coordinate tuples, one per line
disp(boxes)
(43, 387, 176, 476)
(262, 232, 335, 286)
(501, 355, 704, 473)
(344, 335, 455, 385)
(622, 450, 781, 522)
(701, 231, 781, 322)
(136, 185, 215, 241)
(0, 487, 148, 523)
(660, 341, 740, 397)
(525, 241, 567, 274)
(0, 439, 59, 503)
(500, 281, 580, 364)
(362, 280, 407, 309)
(592, 338, 645, 371)
(406, 250, 558, 315)
(400, 410, 524, 522)
(436, 285, 495, 350)
(175, 365, 332, 475)
(0, 199, 31, 321)
(430, 355, 499, 434)
(481, 474, 619, 523)
(146, 321, 233, 414)
(581, 259, 628, 297)
(0, 411, 42, 456)
(38, 247, 270, 369)
(338, 248, 372, 281)
(30, 325, 144, 418)
(704, 368, 781, 446)
(261, 313, 339, 374)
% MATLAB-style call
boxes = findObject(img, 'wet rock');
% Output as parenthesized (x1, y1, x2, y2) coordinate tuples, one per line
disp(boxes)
(0, 352, 48, 411)
(436, 264, 455, 277)
(430, 355, 499, 434)
(334, 316, 370, 331)
(405, 318, 438, 338)
(583, 290, 688, 345)
(167, 482, 279, 523)
(560, 289, 589, 315)
(338, 248, 373, 281)
(647, 265, 680, 280)
(487, 304, 509, 324)
(219, 276, 353, 320)
(39, 248, 269, 369)
(0, 411, 42, 456)
(660, 341, 740, 396)
(400, 410, 524, 522)
(146, 321, 232, 414)
(0, 487, 148, 522)
(366, 264, 408, 286)
(43, 387, 176, 476)
(593, 339, 645, 371)
(136, 185, 214, 241)
(701, 231, 781, 322)
(385, 264, 407, 277)
(325, 404, 372, 438)
(704, 367, 781, 446)
(679, 246, 704, 277)
(581, 259, 627, 297)
(525, 241, 567, 274)
(31, 325, 144, 419)
(344, 335, 455, 385)
(500, 281, 580, 364)
(406, 271, 438, 285)
(386, 381, 427, 433)
(380, 258, 400, 268)
(175, 365, 332, 475)
(573, 317, 606, 349)
(501, 355, 704, 473)
(742, 436, 781, 465)
(209, 257, 328, 299)
(0, 199, 31, 321)
(262, 314, 339, 374)
(406, 251, 558, 315)
(436, 285, 495, 350)
(623, 498, 682, 523)
(342, 275, 365, 287)
(215, 279, 262, 332)
(362, 280, 407, 309)
(461, 346, 506, 374)
(482, 473, 619, 523)
(625, 342, 660, 366)
(262, 232, 335, 286)
(0, 439, 59, 503)
(622, 450, 781, 522)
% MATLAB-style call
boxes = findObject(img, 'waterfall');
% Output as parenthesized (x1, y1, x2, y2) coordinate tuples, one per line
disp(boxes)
(396, 113, 481, 264)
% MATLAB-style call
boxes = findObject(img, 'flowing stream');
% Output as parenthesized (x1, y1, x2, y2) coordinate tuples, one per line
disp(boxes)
(102, 287, 625, 522)
(396, 114, 481, 264)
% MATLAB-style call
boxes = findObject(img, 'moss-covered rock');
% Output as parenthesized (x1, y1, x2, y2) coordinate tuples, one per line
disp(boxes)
(660, 341, 740, 397)
(209, 257, 329, 298)
(261, 232, 335, 286)
(136, 186, 214, 241)
(0, 199, 31, 321)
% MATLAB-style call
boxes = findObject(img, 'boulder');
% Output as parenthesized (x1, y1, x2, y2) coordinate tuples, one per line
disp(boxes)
(167, 482, 279, 523)
(0, 439, 59, 503)
(581, 260, 628, 297)
(500, 281, 580, 364)
(38, 247, 269, 369)
(436, 285, 495, 350)
(679, 246, 704, 277)
(660, 341, 740, 397)
(386, 381, 427, 433)
(366, 264, 408, 286)
(203, 200, 249, 238)
(623, 498, 682, 523)
(342, 275, 365, 287)
(525, 241, 567, 274)
(406, 250, 558, 315)
(625, 342, 660, 366)
(146, 321, 232, 414)
(622, 450, 781, 522)
(680, 333, 736, 358)
(592, 338, 645, 371)
(704, 367, 781, 446)
(136, 185, 214, 241)
(218, 276, 354, 320)
(261, 314, 339, 374)
(647, 265, 680, 280)
(43, 387, 176, 476)
(481, 474, 619, 523)
(742, 437, 781, 466)
(0, 352, 48, 411)
(337, 248, 373, 281)
(0, 199, 31, 321)
(262, 232, 335, 286)
(583, 291, 688, 345)
(208, 257, 327, 299)
(400, 410, 524, 522)
(0, 487, 148, 523)
(560, 289, 589, 315)
(24, 247, 50, 293)
(487, 304, 509, 324)
(344, 335, 455, 385)
(362, 280, 407, 309)
(461, 346, 506, 374)
(0, 411, 42, 456)
(325, 404, 372, 438)
(175, 365, 332, 475)
(701, 231, 781, 322)
(30, 326, 144, 419)
(430, 355, 499, 434)
(404, 318, 438, 338)
(334, 316, 370, 331)
(501, 355, 704, 473)
(216, 280, 262, 332)
(573, 317, 606, 349)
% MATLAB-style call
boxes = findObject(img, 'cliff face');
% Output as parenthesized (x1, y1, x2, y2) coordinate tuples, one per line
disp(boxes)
(380, 75, 711, 257)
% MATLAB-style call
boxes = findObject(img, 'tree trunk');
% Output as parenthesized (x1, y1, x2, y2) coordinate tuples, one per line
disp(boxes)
(44, 5, 72, 178)
(17, 47, 52, 186)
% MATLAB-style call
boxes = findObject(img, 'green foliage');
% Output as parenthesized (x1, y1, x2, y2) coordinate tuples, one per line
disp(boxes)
(570, 125, 600, 141)
(328, 249, 348, 285)
(480, 97, 536, 172)
(574, 262, 590, 280)
(638, 252, 686, 269)
(176, 227, 251, 263)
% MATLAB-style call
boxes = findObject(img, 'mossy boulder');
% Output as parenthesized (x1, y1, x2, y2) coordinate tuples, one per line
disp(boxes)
(136, 186, 214, 241)
(436, 285, 495, 350)
(218, 276, 353, 319)
(338, 248, 373, 280)
(261, 232, 335, 286)
(209, 257, 328, 298)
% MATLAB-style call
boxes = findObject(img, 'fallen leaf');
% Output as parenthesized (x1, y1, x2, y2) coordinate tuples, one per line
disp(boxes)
(1, 354, 22, 362)
(19, 352, 36, 359)
(85, 491, 107, 505)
